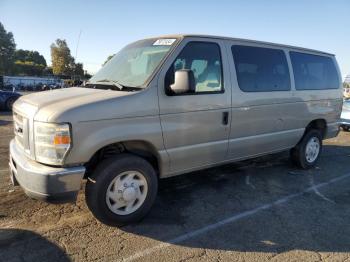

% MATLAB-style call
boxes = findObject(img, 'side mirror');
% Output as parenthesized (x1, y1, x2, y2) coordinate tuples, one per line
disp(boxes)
(169, 69, 195, 94)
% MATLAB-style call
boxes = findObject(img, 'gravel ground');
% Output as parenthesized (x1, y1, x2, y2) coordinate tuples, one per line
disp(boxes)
(1, 111, 350, 262)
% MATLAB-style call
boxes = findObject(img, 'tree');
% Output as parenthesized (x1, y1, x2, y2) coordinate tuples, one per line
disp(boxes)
(43, 66, 53, 75)
(72, 62, 84, 78)
(15, 49, 47, 67)
(0, 22, 16, 75)
(50, 39, 86, 78)
(84, 71, 92, 79)
(13, 61, 45, 76)
(103, 54, 115, 66)
(50, 39, 75, 76)
(12, 49, 47, 76)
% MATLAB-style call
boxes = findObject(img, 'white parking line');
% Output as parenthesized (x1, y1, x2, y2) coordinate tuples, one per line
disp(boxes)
(0, 169, 8, 172)
(309, 175, 335, 203)
(245, 175, 256, 189)
(122, 173, 350, 262)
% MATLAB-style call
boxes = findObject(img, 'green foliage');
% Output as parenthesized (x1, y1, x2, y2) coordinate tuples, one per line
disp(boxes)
(12, 61, 46, 76)
(0, 22, 16, 75)
(50, 39, 86, 78)
(50, 39, 75, 76)
(15, 49, 47, 67)
(72, 62, 84, 77)
(103, 54, 115, 66)
(0, 22, 48, 76)
(12, 49, 47, 76)
(84, 72, 92, 79)
(0, 25, 86, 78)
(43, 66, 53, 75)
(343, 82, 350, 89)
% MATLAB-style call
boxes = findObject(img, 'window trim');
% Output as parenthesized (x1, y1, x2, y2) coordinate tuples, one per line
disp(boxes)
(289, 51, 340, 91)
(231, 45, 292, 93)
(165, 41, 225, 96)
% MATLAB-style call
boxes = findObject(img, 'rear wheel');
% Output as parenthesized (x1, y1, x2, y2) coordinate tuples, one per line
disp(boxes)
(85, 154, 158, 226)
(290, 129, 322, 169)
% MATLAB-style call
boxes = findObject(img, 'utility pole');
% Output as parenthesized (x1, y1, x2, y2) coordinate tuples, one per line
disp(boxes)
(75, 29, 82, 62)
(74, 29, 82, 81)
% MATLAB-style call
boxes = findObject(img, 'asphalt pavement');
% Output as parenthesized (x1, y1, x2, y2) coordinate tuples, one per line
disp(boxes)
(1, 111, 350, 262)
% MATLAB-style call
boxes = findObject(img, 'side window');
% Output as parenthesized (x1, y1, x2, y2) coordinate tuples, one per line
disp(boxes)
(165, 42, 223, 94)
(290, 52, 339, 90)
(231, 45, 291, 92)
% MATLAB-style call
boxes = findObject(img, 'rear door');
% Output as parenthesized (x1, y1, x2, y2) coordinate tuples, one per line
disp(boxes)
(226, 42, 302, 160)
(157, 38, 232, 175)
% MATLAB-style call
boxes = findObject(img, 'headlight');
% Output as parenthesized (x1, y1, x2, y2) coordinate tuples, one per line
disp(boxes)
(34, 122, 72, 165)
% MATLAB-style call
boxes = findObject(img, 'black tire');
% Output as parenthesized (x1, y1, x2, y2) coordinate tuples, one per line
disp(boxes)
(5, 97, 16, 111)
(342, 125, 350, 132)
(290, 129, 322, 169)
(85, 154, 158, 226)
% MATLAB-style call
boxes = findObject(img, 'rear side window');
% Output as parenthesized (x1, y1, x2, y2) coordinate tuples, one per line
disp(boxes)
(290, 52, 339, 90)
(231, 45, 290, 92)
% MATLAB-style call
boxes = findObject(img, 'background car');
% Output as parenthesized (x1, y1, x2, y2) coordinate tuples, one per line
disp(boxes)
(0, 90, 21, 111)
(340, 99, 350, 131)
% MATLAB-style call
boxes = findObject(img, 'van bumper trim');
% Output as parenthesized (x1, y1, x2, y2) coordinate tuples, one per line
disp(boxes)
(9, 139, 85, 203)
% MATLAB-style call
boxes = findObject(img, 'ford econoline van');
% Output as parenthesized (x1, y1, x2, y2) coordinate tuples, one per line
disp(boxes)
(9, 35, 342, 226)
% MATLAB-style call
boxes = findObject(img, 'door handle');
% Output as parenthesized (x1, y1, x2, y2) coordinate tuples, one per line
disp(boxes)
(222, 111, 229, 125)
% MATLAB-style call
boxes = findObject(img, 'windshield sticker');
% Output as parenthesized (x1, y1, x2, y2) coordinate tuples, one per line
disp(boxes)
(153, 39, 176, 46)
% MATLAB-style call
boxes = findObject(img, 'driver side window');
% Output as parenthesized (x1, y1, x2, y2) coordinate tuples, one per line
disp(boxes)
(165, 42, 223, 95)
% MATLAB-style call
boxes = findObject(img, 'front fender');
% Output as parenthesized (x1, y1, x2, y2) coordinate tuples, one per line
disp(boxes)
(64, 115, 165, 165)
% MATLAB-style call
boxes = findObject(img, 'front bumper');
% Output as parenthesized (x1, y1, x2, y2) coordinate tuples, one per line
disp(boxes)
(9, 139, 85, 203)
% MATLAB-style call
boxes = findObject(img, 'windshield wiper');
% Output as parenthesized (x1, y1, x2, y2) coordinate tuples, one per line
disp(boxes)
(87, 79, 142, 92)
(94, 79, 124, 90)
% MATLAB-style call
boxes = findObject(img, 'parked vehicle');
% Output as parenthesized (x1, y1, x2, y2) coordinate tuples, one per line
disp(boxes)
(343, 88, 350, 99)
(0, 90, 21, 111)
(339, 99, 350, 131)
(9, 35, 342, 226)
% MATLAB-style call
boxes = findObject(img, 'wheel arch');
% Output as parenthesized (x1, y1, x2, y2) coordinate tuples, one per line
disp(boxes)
(84, 140, 161, 178)
(304, 119, 327, 139)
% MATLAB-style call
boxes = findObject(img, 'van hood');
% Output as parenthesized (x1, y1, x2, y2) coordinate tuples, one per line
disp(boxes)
(19, 87, 110, 108)
(14, 87, 138, 122)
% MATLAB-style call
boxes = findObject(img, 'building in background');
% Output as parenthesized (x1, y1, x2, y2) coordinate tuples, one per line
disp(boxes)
(1, 76, 63, 91)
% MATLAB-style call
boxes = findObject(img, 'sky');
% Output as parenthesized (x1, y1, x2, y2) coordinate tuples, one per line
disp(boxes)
(1, 0, 350, 78)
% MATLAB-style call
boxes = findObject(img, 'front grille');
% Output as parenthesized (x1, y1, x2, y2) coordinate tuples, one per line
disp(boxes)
(13, 111, 29, 152)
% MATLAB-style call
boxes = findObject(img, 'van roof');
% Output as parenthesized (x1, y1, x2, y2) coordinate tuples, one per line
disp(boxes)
(151, 34, 334, 56)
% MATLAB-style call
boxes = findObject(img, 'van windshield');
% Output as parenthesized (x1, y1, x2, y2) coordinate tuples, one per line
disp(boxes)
(88, 38, 177, 89)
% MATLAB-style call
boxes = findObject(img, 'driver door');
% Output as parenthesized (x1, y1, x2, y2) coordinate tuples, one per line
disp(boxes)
(157, 38, 231, 175)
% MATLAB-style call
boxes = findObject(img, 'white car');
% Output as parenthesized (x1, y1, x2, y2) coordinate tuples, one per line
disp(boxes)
(340, 100, 350, 131)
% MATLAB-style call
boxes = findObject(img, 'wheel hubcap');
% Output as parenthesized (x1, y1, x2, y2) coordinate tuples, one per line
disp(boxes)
(305, 137, 320, 163)
(106, 171, 148, 215)
(123, 187, 137, 202)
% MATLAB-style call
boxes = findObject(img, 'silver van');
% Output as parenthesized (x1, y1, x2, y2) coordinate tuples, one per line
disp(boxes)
(9, 35, 342, 226)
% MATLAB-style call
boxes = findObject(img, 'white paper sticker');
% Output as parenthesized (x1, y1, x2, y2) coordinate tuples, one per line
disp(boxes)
(153, 39, 176, 46)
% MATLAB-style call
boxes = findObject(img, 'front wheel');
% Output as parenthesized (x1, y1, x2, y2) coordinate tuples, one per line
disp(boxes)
(85, 154, 158, 226)
(290, 129, 322, 169)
